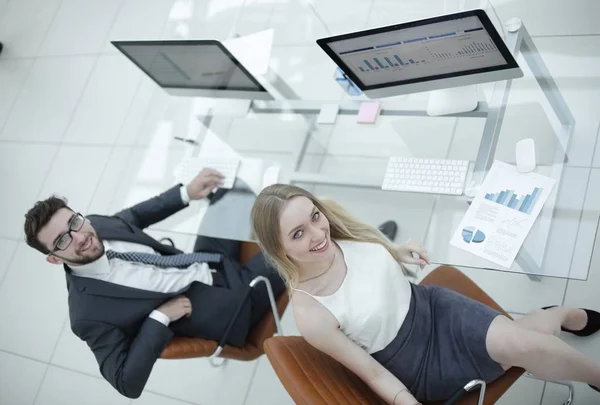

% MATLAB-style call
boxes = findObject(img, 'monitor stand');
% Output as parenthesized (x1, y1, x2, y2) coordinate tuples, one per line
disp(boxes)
(426, 85, 478, 116)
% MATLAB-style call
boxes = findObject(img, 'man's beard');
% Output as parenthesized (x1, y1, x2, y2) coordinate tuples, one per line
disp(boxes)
(66, 234, 106, 265)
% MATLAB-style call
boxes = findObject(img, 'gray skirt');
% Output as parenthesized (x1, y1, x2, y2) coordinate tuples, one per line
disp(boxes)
(371, 283, 506, 402)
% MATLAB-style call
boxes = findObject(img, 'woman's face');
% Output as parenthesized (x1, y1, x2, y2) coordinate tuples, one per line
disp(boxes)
(279, 196, 335, 266)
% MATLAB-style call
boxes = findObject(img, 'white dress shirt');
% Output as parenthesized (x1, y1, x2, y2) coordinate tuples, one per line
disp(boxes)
(70, 186, 214, 326)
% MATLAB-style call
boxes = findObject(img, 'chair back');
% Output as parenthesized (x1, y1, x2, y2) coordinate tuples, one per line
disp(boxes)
(265, 336, 386, 405)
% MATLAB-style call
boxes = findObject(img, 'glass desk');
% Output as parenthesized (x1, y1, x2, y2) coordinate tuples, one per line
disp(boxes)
(135, 1, 596, 281)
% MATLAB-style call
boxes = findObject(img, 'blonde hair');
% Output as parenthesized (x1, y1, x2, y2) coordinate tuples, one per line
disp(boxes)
(250, 184, 415, 292)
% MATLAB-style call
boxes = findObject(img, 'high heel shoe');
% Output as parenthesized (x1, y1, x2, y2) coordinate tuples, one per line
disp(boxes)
(378, 220, 398, 242)
(542, 306, 600, 337)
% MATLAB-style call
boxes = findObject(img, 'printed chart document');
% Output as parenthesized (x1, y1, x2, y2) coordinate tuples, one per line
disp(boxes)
(450, 161, 555, 268)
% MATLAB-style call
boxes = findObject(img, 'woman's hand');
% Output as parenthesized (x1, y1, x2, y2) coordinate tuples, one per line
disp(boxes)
(395, 239, 430, 269)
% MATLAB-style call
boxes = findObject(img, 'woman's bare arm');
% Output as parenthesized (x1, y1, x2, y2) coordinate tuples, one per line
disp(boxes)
(292, 294, 422, 405)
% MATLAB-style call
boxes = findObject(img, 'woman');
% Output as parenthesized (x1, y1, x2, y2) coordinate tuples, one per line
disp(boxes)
(250, 184, 600, 405)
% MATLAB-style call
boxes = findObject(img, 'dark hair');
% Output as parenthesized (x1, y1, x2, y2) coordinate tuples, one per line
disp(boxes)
(24, 196, 71, 254)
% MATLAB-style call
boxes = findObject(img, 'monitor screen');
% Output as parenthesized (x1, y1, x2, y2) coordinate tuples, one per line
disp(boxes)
(317, 10, 519, 90)
(112, 40, 267, 92)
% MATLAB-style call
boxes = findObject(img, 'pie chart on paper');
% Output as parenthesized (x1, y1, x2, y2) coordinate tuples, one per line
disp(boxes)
(462, 226, 486, 244)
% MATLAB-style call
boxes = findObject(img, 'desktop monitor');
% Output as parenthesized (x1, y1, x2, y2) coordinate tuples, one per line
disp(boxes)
(316, 9, 523, 99)
(111, 40, 273, 100)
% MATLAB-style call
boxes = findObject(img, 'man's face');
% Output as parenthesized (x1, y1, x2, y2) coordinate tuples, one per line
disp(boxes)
(37, 208, 104, 266)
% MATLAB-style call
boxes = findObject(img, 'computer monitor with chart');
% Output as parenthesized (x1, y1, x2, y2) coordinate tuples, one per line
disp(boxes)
(111, 40, 273, 100)
(316, 9, 523, 99)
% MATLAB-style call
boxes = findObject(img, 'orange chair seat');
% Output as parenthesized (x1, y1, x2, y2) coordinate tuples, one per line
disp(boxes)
(264, 266, 525, 405)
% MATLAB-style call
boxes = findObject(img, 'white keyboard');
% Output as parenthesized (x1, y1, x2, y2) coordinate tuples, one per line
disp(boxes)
(174, 157, 241, 189)
(382, 157, 469, 195)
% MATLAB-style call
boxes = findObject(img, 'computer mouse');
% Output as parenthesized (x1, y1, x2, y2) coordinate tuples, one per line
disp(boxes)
(463, 184, 480, 199)
(515, 138, 536, 173)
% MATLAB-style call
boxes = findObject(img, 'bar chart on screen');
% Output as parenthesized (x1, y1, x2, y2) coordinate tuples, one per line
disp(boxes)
(342, 24, 504, 76)
(357, 54, 428, 72)
(430, 40, 497, 60)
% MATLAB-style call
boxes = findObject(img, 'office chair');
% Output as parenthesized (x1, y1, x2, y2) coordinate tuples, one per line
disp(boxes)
(263, 266, 574, 405)
(158, 240, 288, 364)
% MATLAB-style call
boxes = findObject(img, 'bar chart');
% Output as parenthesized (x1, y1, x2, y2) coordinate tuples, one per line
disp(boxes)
(427, 39, 497, 60)
(457, 40, 497, 55)
(359, 54, 427, 71)
(337, 21, 508, 81)
(484, 187, 543, 215)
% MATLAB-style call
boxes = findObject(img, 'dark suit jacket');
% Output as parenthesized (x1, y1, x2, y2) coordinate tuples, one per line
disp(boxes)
(65, 185, 256, 398)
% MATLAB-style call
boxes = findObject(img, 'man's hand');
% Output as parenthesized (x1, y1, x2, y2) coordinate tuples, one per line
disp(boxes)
(156, 296, 192, 322)
(185, 168, 225, 200)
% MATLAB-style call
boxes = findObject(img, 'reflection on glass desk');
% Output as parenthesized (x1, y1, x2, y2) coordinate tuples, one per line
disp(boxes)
(149, 104, 595, 283)
(198, 179, 256, 242)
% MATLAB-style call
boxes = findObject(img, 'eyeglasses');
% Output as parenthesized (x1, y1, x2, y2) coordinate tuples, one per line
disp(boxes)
(51, 213, 85, 253)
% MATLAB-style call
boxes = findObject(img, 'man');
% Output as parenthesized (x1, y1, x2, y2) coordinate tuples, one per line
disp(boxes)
(25, 168, 290, 399)
(24, 169, 398, 398)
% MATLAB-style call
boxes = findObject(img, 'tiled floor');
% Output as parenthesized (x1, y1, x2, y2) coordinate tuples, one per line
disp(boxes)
(1, 0, 600, 404)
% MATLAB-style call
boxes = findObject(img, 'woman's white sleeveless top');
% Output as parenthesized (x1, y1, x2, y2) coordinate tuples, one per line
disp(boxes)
(295, 240, 412, 353)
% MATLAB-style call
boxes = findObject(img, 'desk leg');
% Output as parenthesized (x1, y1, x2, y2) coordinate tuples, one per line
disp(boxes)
(505, 22, 576, 282)
(469, 28, 520, 188)
(291, 115, 317, 171)
(514, 248, 543, 282)
(469, 22, 576, 282)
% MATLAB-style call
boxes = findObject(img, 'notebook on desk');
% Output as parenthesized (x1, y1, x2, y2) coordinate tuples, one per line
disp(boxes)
(357, 102, 381, 124)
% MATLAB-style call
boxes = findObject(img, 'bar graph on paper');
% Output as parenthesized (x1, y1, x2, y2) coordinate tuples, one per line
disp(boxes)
(484, 187, 543, 215)
(450, 161, 556, 269)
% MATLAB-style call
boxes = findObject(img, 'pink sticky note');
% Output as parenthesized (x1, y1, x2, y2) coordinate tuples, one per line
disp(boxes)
(356, 102, 381, 124)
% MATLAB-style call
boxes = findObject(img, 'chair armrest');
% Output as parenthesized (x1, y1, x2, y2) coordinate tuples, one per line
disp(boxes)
(443, 380, 487, 405)
(249, 276, 283, 336)
(211, 276, 283, 359)
(211, 288, 253, 359)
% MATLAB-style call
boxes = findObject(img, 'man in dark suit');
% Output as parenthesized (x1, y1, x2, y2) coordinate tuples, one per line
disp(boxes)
(24, 168, 398, 398)
(23, 168, 288, 399)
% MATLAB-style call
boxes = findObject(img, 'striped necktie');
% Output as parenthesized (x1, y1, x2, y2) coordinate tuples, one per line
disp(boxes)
(105, 250, 222, 268)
